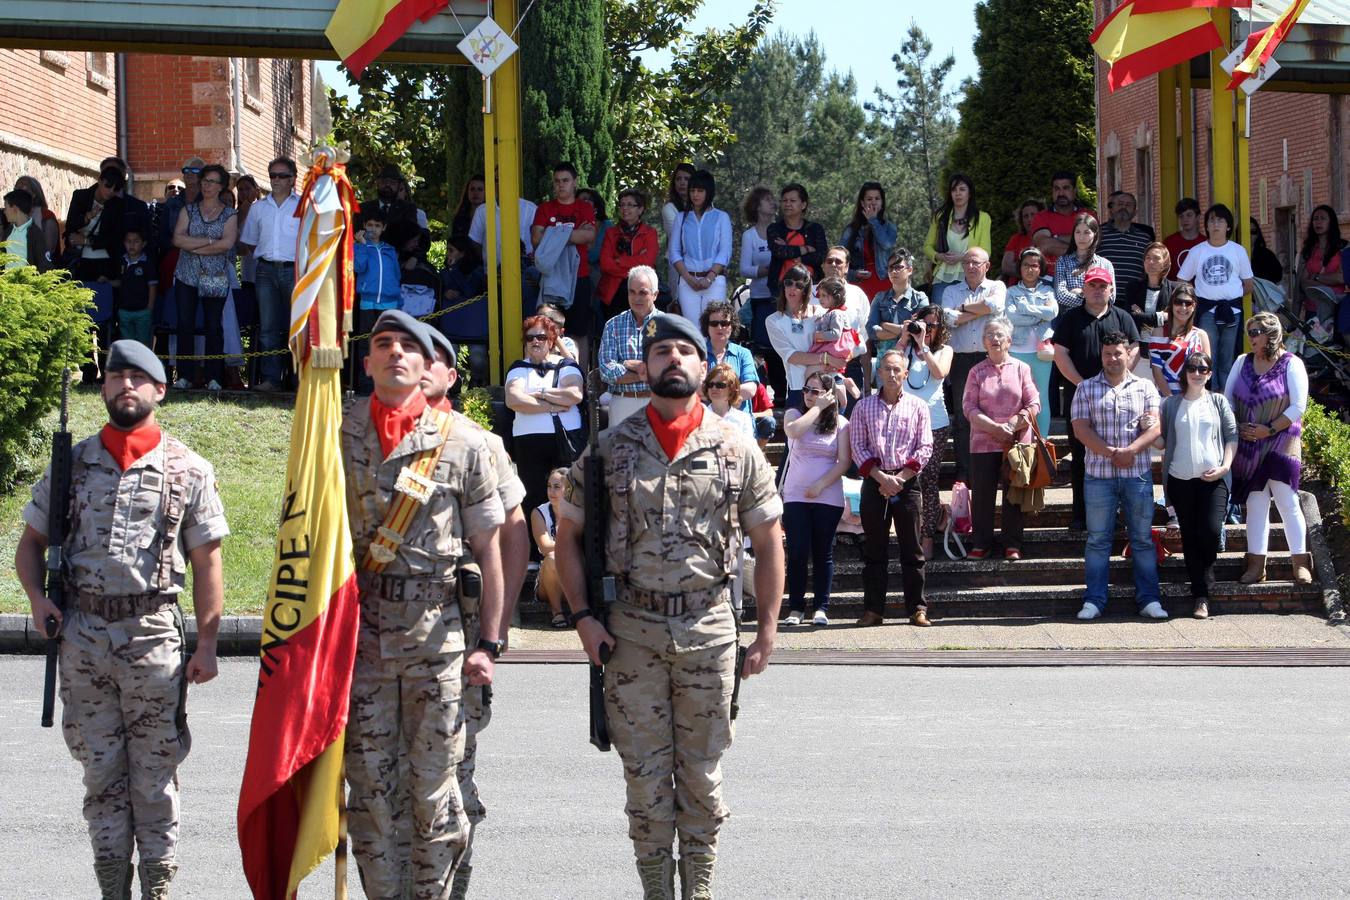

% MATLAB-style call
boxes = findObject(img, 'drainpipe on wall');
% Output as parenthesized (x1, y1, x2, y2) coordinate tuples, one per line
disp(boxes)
(115, 53, 129, 188)
(231, 58, 245, 175)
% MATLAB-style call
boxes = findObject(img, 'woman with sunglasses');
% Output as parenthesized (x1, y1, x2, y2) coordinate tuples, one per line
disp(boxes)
(702, 362, 755, 439)
(1224, 312, 1313, 585)
(765, 263, 827, 410)
(506, 315, 585, 543)
(172, 163, 237, 390)
(1148, 283, 1210, 396)
(700, 300, 760, 412)
(897, 304, 952, 558)
(1155, 351, 1237, 618)
(780, 371, 852, 626)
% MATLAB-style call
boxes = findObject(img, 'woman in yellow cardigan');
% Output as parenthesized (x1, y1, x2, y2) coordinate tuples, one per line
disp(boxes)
(924, 173, 992, 305)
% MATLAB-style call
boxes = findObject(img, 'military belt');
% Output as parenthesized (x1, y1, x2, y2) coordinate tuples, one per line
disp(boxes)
(358, 572, 456, 603)
(621, 580, 729, 617)
(72, 589, 174, 620)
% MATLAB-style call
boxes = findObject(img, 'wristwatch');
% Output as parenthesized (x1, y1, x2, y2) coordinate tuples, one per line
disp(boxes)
(475, 638, 504, 660)
(568, 607, 595, 627)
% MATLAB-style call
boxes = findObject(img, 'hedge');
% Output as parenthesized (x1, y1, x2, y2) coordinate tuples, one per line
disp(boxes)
(0, 256, 94, 493)
(1303, 399, 1350, 526)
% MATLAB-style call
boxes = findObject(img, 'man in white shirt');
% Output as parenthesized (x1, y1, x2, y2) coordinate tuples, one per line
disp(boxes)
(468, 197, 539, 261)
(941, 247, 1007, 481)
(239, 157, 301, 391)
(817, 245, 873, 396)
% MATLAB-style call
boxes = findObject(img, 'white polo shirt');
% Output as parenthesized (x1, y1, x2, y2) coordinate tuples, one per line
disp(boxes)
(240, 191, 301, 263)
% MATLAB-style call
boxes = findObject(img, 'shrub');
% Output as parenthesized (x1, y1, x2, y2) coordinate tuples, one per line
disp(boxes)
(1302, 399, 1350, 525)
(0, 257, 94, 493)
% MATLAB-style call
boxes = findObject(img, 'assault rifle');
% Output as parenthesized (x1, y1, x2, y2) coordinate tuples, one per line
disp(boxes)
(583, 369, 615, 751)
(41, 369, 73, 728)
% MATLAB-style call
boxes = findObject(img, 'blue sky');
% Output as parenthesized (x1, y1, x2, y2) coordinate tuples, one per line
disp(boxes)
(319, 0, 980, 101)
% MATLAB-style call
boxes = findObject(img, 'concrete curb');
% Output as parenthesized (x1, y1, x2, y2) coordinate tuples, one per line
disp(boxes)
(0, 613, 265, 655)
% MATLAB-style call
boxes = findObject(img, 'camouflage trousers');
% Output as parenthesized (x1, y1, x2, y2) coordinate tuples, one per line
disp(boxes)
(58, 606, 189, 863)
(346, 647, 469, 900)
(604, 601, 738, 860)
(457, 615, 491, 829)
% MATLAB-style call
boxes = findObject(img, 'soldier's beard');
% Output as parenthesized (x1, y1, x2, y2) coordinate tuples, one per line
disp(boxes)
(106, 394, 155, 429)
(650, 368, 697, 399)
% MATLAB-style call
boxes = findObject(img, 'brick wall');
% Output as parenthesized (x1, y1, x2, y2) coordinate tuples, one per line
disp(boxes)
(0, 49, 118, 221)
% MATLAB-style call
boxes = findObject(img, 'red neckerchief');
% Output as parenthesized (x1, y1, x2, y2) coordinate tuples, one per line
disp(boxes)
(370, 391, 428, 459)
(429, 394, 452, 413)
(99, 421, 162, 472)
(646, 402, 704, 461)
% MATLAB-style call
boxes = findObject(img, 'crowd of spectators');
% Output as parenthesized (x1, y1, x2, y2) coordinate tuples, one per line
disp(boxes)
(2, 157, 1341, 627)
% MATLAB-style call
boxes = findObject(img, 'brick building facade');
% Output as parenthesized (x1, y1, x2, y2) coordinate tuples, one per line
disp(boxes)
(1094, 0, 1348, 278)
(0, 49, 316, 225)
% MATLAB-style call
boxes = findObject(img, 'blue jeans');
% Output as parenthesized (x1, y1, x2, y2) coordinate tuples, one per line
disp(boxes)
(1083, 474, 1161, 611)
(783, 501, 845, 613)
(255, 259, 295, 382)
(1197, 304, 1240, 387)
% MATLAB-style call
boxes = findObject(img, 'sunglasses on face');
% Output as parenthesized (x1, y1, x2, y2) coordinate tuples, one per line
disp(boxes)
(182, 166, 202, 175)
(1174, 300, 1196, 307)
(525, 333, 549, 342)
(1247, 328, 1268, 338)
(707, 381, 729, 390)
(708, 320, 733, 328)
(268, 172, 294, 180)
(888, 264, 908, 272)
(784, 279, 808, 289)
(802, 387, 824, 396)
(1185, 365, 1211, 374)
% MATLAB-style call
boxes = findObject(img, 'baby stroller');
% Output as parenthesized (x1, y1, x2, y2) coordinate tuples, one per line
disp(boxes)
(1251, 277, 1350, 412)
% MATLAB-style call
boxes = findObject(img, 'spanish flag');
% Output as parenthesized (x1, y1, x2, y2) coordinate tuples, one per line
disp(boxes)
(237, 149, 362, 900)
(326, 0, 449, 78)
(1228, 0, 1311, 90)
(1092, 0, 1224, 91)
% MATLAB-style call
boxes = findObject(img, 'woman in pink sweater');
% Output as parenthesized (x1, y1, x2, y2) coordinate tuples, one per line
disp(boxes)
(962, 317, 1041, 559)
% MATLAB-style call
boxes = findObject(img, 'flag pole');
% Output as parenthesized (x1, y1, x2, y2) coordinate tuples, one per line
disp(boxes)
(335, 756, 348, 899)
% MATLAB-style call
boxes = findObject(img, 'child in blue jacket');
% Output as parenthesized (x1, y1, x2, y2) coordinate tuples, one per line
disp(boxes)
(351, 210, 401, 393)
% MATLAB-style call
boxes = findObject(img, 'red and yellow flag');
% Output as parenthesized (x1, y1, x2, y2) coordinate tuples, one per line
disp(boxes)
(1092, 0, 1224, 91)
(326, 0, 449, 78)
(1228, 0, 1311, 90)
(237, 149, 361, 900)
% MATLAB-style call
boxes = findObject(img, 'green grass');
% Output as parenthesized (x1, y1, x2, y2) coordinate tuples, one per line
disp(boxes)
(1, 387, 294, 616)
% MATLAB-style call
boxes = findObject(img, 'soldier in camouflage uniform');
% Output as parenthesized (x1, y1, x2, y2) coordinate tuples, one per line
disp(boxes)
(342, 310, 506, 900)
(14, 340, 229, 900)
(420, 323, 530, 899)
(554, 315, 786, 900)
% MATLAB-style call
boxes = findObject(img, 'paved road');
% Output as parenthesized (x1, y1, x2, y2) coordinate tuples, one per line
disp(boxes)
(1, 658, 1346, 898)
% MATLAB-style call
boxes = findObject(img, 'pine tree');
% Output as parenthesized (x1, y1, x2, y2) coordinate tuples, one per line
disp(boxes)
(946, 0, 1097, 253)
(520, 0, 614, 202)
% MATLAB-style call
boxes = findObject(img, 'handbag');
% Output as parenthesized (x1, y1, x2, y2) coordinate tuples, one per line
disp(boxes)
(1036, 338, 1056, 362)
(1025, 417, 1058, 490)
(197, 272, 229, 298)
(546, 361, 582, 463)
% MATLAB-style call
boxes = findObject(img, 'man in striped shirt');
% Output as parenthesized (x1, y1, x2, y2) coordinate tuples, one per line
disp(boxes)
(1098, 191, 1155, 295)
(850, 349, 934, 626)
(599, 265, 662, 424)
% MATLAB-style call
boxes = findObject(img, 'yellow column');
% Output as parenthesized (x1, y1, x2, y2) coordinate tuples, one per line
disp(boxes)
(493, 0, 523, 384)
(1158, 66, 1179, 235)
(1178, 63, 1194, 198)
(1210, 9, 1236, 211)
(1238, 90, 1253, 347)
(481, 78, 501, 381)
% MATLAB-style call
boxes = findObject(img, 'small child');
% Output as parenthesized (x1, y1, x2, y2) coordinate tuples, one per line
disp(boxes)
(807, 276, 859, 382)
(352, 211, 401, 393)
(114, 228, 157, 347)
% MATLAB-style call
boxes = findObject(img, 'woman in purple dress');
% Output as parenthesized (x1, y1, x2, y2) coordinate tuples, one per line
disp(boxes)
(1222, 311, 1312, 585)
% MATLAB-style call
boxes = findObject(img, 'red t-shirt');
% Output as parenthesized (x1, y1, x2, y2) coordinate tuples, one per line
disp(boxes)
(854, 236, 890, 298)
(533, 198, 597, 278)
(1164, 232, 1206, 280)
(100, 421, 162, 471)
(370, 391, 428, 459)
(646, 402, 704, 461)
(1029, 207, 1088, 273)
(1002, 232, 1033, 285)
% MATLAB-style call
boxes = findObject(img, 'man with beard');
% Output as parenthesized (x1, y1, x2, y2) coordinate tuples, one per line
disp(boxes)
(360, 163, 420, 234)
(1030, 170, 1091, 274)
(340, 309, 505, 899)
(554, 314, 785, 900)
(14, 340, 228, 900)
(418, 323, 528, 899)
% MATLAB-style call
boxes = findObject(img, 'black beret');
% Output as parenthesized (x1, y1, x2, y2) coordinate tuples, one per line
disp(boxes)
(106, 340, 166, 384)
(370, 310, 434, 359)
(419, 321, 456, 366)
(641, 313, 707, 360)
(376, 163, 403, 181)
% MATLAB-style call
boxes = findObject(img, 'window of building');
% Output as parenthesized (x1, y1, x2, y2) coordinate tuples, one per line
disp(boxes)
(39, 49, 70, 71)
(243, 58, 263, 111)
(1105, 154, 1121, 195)
(1135, 145, 1153, 229)
(86, 52, 113, 91)
(290, 60, 308, 136)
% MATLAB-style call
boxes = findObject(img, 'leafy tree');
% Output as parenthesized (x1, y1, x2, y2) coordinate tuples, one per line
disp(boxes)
(946, 0, 1097, 253)
(605, 0, 775, 197)
(520, 0, 613, 201)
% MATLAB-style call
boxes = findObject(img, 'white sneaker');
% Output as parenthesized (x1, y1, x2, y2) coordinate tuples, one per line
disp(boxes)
(812, 609, 829, 626)
(784, 611, 802, 626)
(206, 379, 223, 392)
(1077, 603, 1101, 620)
(173, 378, 191, 390)
(1139, 601, 1169, 619)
